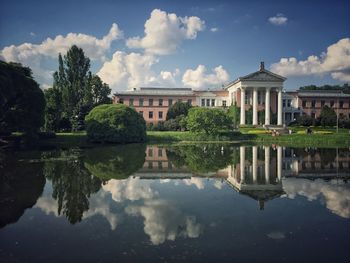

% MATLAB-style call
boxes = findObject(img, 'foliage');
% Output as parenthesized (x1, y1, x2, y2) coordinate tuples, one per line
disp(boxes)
(85, 104, 146, 143)
(0, 61, 45, 137)
(296, 115, 314, 126)
(186, 107, 231, 134)
(84, 144, 146, 180)
(300, 83, 350, 94)
(166, 101, 192, 120)
(44, 45, 111, 132)
(318, 105, 337, 127)
(227, 103, 240, 128)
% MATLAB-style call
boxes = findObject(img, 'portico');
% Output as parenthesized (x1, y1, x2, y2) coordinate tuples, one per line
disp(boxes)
(226, 62, 286, 126)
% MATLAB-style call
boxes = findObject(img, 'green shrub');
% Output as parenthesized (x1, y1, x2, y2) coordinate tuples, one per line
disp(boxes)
(85, 104, 146, 143)
(187, 107, 231, 135)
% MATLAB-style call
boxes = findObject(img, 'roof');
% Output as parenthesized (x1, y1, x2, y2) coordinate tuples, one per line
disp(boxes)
(297, 90, 350, 98)
(225, 64, 286, 89)
(114, 87, 195, 96)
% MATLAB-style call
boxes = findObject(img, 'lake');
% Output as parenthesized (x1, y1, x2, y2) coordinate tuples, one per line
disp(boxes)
(1, 144, 350, 262)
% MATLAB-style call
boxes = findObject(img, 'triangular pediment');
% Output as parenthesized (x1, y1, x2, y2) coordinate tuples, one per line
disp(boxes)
(240, 69, 286, 82)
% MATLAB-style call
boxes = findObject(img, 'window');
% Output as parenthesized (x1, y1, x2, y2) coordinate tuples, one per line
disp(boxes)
(330, 100, 335, 107)
(302, 100, 306, 108)
(206, 99, 210, 107)
(149, 99, 153, 106)
(159, 99, 163, 106)
(201, 99, 205, 107)
(187, 99, 192, 105)
(245, 92, 250, 105)
(148, 162, 153, 169)
(287, 100, 291, 107)
(340, 101, 344, 108)
(222, 100, 227, 107)
(139, 98, 144, 106)
(211, 99, 215, 107)
(321, 100, 325, 107)
(158, 161, 163, 170)
(149, 111, 153, 119)
(158, 111, 163, 119)
(129, 98, 134, 106)
(283, 99, 286, 108)
(168, 99, 173, 106)
(139, 111, 143, 116)
(158, 149, 163, 157)
(311, 100, 316, 108)
(311, 112, 316, 119)
(119, 98, 124, 104)
(258, 91, 261, 104)
(148, 148, 153, 157)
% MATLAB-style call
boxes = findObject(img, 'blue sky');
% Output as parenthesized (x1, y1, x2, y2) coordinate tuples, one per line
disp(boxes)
(1, 0, 350, 92)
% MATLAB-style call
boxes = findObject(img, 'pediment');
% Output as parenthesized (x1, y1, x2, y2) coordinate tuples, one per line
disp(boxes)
(240, 70, 286, 82)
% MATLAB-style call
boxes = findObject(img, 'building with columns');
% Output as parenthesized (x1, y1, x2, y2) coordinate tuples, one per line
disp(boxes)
(225, 62, 286, 126)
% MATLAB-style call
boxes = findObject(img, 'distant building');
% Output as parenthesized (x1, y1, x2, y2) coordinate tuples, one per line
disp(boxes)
(113, 62, 350, 126)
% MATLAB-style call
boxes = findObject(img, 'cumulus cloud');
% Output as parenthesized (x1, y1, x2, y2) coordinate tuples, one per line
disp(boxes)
(268, 14, 288, 25)
(102, 177, 156, 202)
(182, 64, 229, 89)
(125, 199, 201, 245)
(283, 178, 350, 218)
(126, 9, 205, 55)
(270, 38, 350, 82)
(0, 23, 123, 86)
(97, 51, 180, 92)
(210, 27, 218, 32)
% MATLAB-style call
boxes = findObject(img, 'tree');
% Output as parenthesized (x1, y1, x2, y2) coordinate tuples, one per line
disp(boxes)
(44, 77, 62, 132)
(89, 75, 112, 105)
(0, 61, 45, 137)
(227, 103, 240, 128)
(186, 107, 231, 135)
(166, 101, 192, 120)
(48, 45, 112, 131)
(85, 104, 146, 143)
(318, 105, 337, 127)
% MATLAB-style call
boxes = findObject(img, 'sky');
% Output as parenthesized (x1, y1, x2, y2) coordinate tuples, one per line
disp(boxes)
(1, 0, 350, 92)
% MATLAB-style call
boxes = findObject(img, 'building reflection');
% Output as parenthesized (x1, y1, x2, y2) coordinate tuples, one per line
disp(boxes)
(137, 145, 350, 210)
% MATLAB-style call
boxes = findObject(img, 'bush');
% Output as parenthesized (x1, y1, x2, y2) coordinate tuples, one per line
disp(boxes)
(296, 115, 314, 126)
(85, 104, 146, 143)
(187, 107, 231, 135)
(166, 101, 192, 120)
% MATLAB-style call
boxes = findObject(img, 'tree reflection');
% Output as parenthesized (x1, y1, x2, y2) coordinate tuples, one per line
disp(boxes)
(166, 144, 239, 174)
(0, 152, 45, 228)
(42, 149, 101, 224)
(84, 144, 146, 181)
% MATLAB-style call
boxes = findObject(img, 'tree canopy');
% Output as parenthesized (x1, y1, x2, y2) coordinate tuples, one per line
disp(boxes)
(0, 61, 45, 136)
(318, 105, 337, 127)
(166, 101, 192, 120)
(44, 45, 112, 131)
(186, 107, 231, 134)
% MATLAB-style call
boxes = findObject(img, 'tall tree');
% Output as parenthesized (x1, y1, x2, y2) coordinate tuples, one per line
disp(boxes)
(0, 61, 45, 137)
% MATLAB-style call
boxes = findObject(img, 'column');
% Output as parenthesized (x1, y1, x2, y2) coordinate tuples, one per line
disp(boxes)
(253, 88, 258, 125)
(240, 146, 246, 183)
(277, 88, 283, 126)
(252, 146, 258, 184)
(265, 88, 270, 125)
(277, 146, 282, 182)
(264, 146, 270, 184)
(240, 88, 246, 125)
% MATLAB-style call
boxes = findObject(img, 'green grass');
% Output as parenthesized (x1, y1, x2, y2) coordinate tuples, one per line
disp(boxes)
(32, 127, 350, 149)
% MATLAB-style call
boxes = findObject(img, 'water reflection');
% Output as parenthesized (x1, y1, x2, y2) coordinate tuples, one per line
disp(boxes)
(1, 144, 350, 246)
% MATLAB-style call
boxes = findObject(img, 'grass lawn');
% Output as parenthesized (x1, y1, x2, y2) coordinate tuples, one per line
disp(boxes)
(31, 127, 350, 149)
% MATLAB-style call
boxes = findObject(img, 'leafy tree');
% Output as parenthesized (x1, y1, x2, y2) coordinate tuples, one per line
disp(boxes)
(166, 101, 192, 120)
(227, 103, 240, 128)
(186, 107, 231, 134)
(0, 61, 45, 137)
(44, 82, 62, 132)
(296, 115, 314, 126)
(300, 83, 350, 94)
(89, 74, 112, 105)
(85, 104, 146, 143)
(318, 105, 337, 127)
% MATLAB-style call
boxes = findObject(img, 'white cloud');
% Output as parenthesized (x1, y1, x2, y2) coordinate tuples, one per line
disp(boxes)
(182, 64, 229, 89)
(210, 27, 218, 32)
(270, 38, 350, 81)
(126, 9, 205, 55)
(125, 199, 201, 245)
(0, 23, 123, 87)
(97, 51, 180, 92)
(268, 14, 288, 25)
(30, 32, 36, 37)
(283, 178, 350, 218)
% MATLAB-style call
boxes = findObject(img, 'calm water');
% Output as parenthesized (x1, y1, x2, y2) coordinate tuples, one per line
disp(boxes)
(1, 144, 350, 262)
